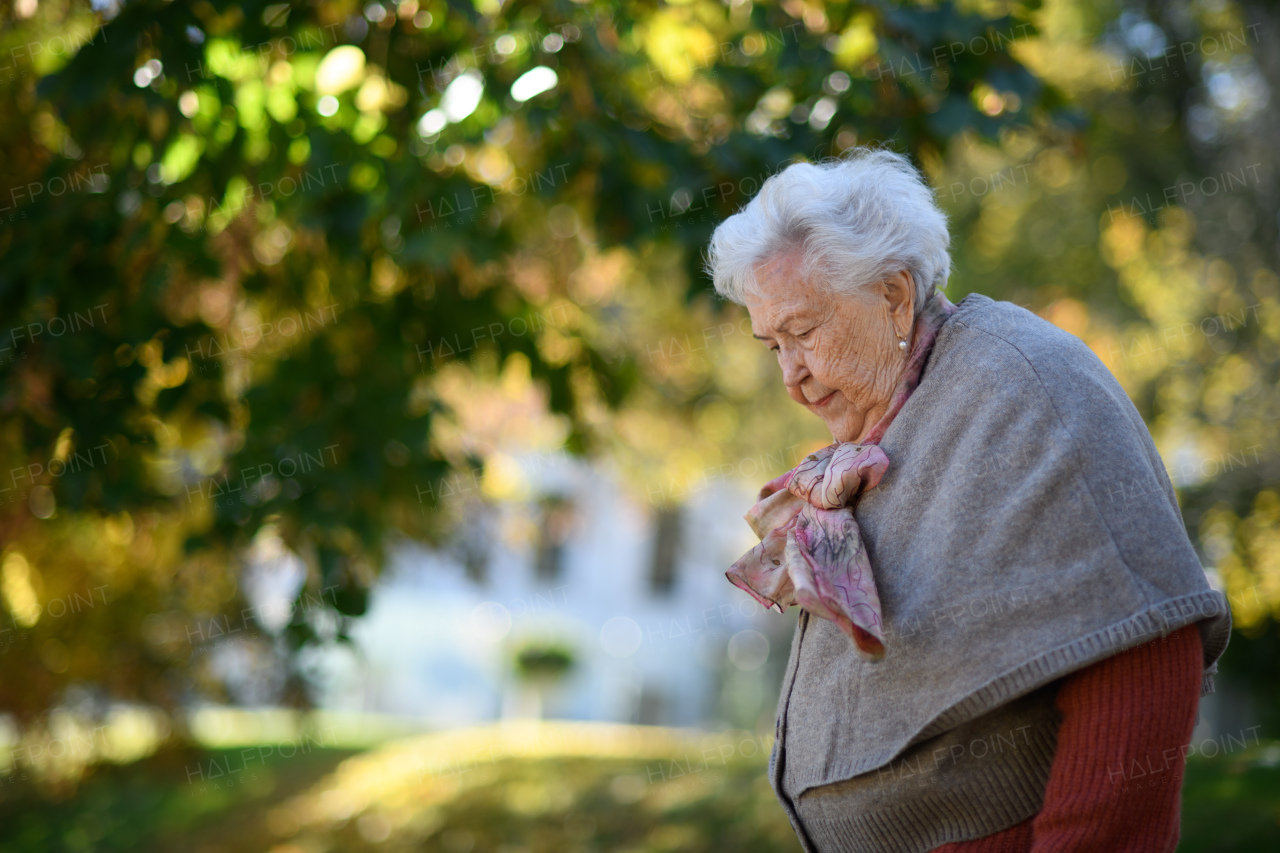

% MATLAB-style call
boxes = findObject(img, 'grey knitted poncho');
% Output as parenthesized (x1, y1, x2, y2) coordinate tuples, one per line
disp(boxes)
(755, 293, 1231, 852)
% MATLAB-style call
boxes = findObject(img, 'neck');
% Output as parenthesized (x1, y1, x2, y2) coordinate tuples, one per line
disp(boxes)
(853, 395, 895, 444)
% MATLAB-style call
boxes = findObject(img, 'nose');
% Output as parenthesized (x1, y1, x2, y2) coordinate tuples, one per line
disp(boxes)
(778, 345, 809, 389)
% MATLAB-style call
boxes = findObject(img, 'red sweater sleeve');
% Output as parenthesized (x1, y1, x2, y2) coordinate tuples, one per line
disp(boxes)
(933, 624, 1204, 853)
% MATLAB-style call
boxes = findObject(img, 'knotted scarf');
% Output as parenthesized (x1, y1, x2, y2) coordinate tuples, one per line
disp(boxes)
(726, 291, 958, 660)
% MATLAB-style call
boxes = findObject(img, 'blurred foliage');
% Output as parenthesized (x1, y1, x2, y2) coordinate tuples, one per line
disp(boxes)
(513, 642, 574, 680)
(0, 0, 1051, 724)
(0, 723, 1277, 851)
(0, 741, 361, 852)
(926, 0, 1280, 726)
(0, 0, 1276, 757)
(1180, 740, 1280, 852)
(269, 722, 802, 853)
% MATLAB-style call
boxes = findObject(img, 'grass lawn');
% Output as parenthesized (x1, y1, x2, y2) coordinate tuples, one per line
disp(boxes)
(0, 723, 1276, 852)
(1179, 742, 1280, 851)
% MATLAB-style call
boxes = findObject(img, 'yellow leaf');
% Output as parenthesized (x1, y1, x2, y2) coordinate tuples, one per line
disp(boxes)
(315, 46, 366, 96)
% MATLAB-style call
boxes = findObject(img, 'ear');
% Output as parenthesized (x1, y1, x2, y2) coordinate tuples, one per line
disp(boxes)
(883, 270, 916, 339)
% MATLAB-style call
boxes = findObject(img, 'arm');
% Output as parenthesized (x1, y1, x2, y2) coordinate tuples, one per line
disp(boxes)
(931, 624, 1204, 853)
(1030, 624, 1203, 852)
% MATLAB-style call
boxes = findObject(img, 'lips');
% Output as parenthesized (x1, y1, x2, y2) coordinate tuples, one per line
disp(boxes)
(811, 391, 836, 407)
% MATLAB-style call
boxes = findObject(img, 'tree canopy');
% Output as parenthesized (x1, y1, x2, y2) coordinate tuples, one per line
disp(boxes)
(1, 0, 1277, 733)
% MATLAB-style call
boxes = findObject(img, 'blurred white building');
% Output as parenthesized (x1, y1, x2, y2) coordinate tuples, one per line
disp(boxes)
(229, 446, 1249, 745)
(338, 452, 796, 729)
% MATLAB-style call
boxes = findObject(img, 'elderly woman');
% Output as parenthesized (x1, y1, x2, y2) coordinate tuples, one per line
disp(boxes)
(704, 148, 1231, 853)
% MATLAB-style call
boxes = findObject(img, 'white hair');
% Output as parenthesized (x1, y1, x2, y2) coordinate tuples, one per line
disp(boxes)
(703, 147, 951, 314)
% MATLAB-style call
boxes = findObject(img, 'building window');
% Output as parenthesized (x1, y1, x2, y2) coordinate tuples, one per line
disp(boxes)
(535, 495, 574, 582)
(637, 683, 665, 726)
(649, 505, 682, 595)
(459, 536, 489, 585)
(454, 507, 492, 585)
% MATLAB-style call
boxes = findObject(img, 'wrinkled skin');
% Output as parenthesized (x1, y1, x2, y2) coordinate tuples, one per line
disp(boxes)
(743, 252, 917, 444)
(728, 276, 958, 660)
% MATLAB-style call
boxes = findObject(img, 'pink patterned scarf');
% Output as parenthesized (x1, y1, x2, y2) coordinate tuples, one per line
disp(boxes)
(726, 291, 958, 660)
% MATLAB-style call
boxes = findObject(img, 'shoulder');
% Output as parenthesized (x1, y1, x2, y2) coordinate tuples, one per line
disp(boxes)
(909, 291, 1172, 512)
(933, 293, 1135, 422)
(908, 292, 1167, 498)
(945, 293, 1100, 376)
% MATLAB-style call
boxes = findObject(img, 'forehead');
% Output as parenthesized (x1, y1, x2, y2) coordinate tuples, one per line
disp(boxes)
(744, 253, 831, 334)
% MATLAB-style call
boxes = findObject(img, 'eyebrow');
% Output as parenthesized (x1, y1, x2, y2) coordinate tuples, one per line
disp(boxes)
(752, 313, 804, 341)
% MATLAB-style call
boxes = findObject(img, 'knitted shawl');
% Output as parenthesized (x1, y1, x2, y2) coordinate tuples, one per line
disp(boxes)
(762, 293, 1232, 817)
(727, 291, 958, 658)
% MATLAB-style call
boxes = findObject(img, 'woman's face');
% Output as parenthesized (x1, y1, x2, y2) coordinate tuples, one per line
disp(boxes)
(743, 251, 916, 444)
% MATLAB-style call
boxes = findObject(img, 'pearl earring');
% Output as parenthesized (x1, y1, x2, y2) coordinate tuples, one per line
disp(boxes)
(898, 339, 908, 351)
